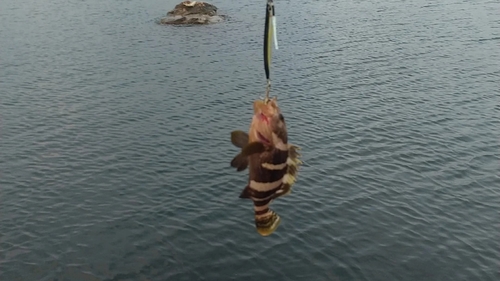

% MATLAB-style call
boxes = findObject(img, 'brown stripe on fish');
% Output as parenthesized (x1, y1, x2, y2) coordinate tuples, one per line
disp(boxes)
(272, 114, 288, 143)
(239, 182, 282, 199)
(254, 203, 273, 219)
(247, 185, 283, 200)
(256, 165, 287, 183)
(253, 203, 270, 212)
(250, 168, 286, 184)
(269, 148, 288, 164)
(255, 208, 270, 216)
(255, 211, 273, 220)
(271, 133, 288, 149)
(255, 212, 273, 224)
(252, 197, 272, 207)
(249, 150, 288, 182)
(254, 203, 272, 216)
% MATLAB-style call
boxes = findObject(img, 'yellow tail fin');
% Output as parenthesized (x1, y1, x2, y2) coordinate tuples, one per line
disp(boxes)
(255, 210, 281, 236)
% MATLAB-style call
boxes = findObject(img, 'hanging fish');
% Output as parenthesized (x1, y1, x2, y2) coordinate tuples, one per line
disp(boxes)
(230, 97, 301, 236)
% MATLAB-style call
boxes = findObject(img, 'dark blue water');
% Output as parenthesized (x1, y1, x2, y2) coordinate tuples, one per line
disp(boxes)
(1, 0, 499, 280)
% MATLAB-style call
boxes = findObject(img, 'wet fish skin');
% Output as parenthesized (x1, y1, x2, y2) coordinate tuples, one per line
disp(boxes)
(230, 97, 301, 236)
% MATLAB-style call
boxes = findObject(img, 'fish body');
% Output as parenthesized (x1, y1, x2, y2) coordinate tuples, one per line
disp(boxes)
(230, 97, 301, 236)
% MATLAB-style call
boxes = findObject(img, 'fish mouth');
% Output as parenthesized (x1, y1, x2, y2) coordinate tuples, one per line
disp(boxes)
(257, 131, 271, 145)
(258, 112, 270, 124)
(252, 100, 277, 145)
(254, 111, 272, 145)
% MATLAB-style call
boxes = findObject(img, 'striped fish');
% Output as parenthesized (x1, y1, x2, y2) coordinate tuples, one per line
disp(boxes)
(230, 97, 301, 236)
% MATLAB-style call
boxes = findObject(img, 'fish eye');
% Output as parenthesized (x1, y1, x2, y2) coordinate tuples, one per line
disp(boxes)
(278, 114, 284, 121)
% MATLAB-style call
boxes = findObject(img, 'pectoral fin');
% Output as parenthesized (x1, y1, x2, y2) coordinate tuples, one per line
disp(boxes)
(241, 142, 266, 156)
(231, 130, 249, 148)
(231, 153, 248, 171)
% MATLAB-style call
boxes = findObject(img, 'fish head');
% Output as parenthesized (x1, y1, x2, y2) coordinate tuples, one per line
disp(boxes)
(249, 97, 288, 146)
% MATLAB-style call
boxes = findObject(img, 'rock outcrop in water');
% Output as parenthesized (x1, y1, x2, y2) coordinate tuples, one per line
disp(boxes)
(160, 1, 225, 25)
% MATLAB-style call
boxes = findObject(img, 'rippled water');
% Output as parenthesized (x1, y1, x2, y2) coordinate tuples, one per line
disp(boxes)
(1, 0, 499, 280)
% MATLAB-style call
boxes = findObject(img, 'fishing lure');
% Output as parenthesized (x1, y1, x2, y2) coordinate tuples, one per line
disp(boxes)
(263, 0, 279, 99)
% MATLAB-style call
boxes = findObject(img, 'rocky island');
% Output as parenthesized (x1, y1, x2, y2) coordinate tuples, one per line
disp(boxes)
(160, 1, 225, 25)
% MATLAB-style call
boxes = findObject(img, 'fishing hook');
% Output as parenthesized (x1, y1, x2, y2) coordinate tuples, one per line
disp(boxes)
(265, 79, 271, 101)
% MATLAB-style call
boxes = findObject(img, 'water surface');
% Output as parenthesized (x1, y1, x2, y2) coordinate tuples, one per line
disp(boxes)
(1, 0, 499, 280)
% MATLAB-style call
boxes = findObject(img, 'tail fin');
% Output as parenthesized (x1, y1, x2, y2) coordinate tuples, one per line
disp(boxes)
(255, 210, 281, 236)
